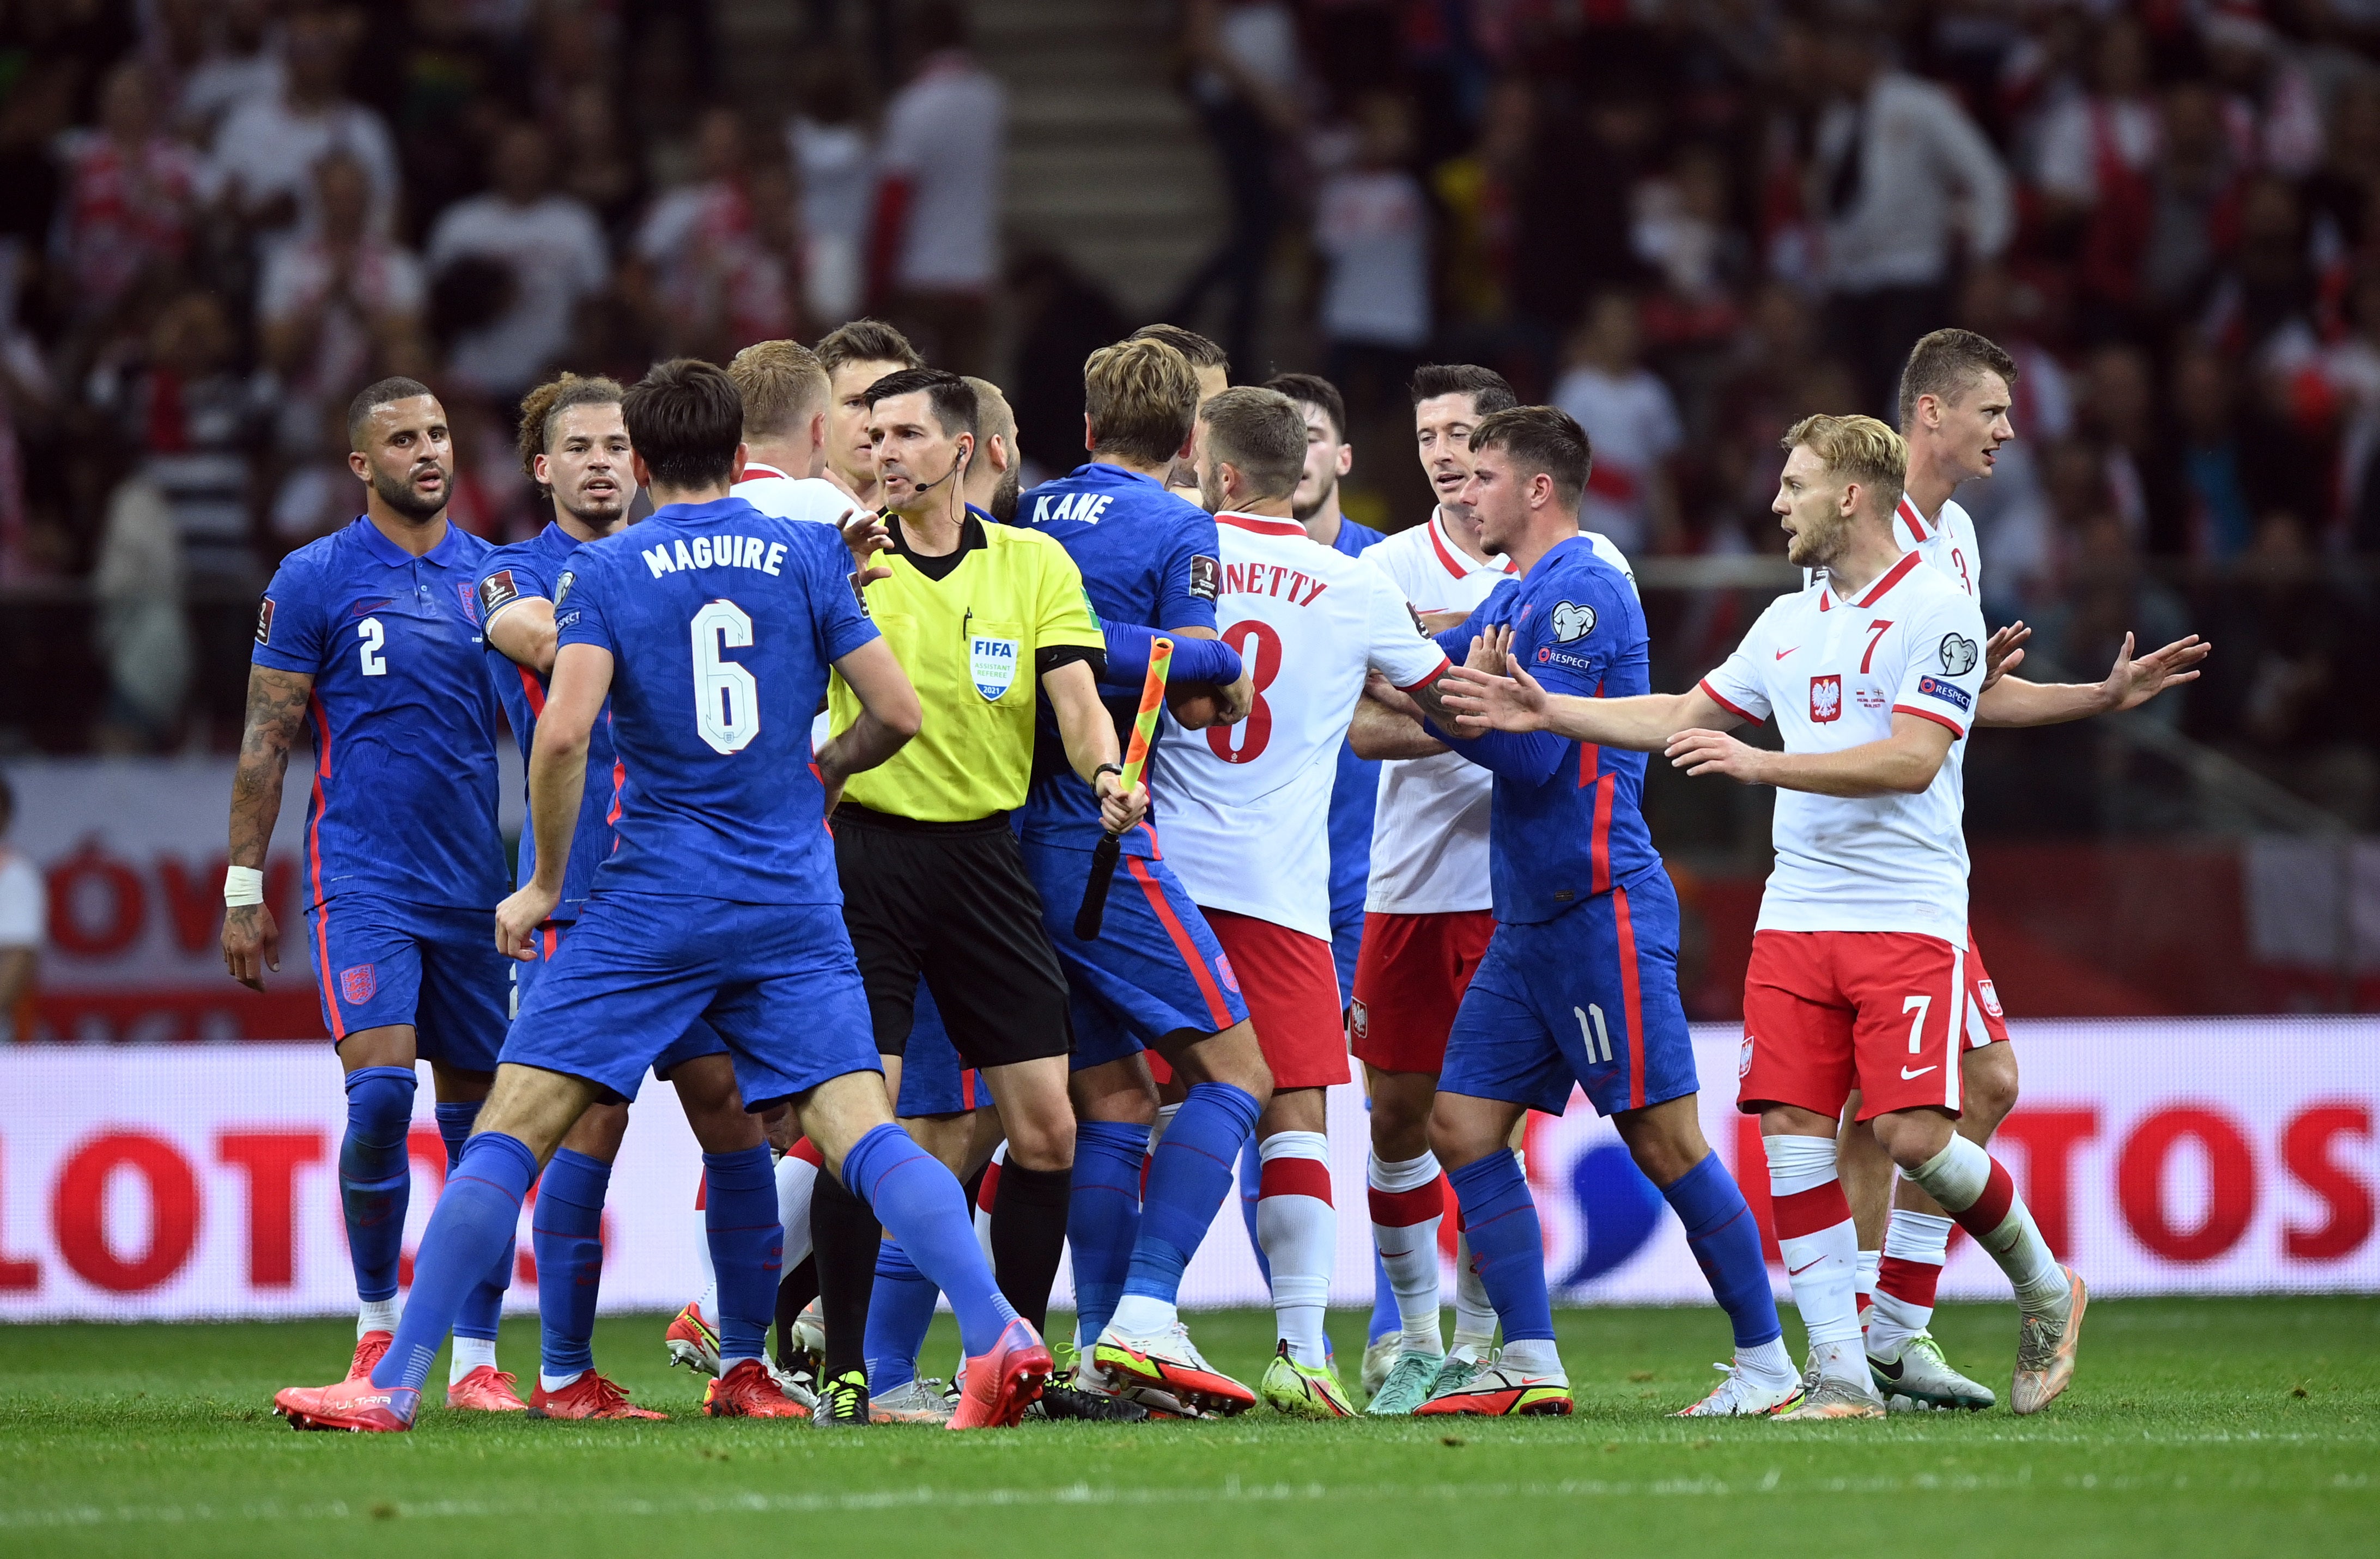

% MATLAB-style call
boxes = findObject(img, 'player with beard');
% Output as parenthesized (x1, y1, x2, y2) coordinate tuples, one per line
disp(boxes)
(223, 379, 521, 1407)
(817, 318, 926, 508)
(1128, 324, 1228, 496)
(962, 376, 1023, 522)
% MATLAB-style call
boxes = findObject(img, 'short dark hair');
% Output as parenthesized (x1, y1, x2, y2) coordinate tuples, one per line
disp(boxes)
(1084, 338, 1200, 464)
(347, 376, 437, 448)
(866, 367, 979, 442)
(1897, 328, 2018, 430)
(622, 358, 744, 491)
(1409, 363, 1517, 416)
(1263, 372, 1346, 443)
(1469, 405, 1593, 508)
(815, 317, 924, 376)
(1129, 322, 1228, 374)
(1199, 386, 1306, 501)
(516, 372, 626, 484)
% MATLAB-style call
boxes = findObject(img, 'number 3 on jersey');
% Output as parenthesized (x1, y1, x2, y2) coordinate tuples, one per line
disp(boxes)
(692, 599, 758, 754)
(1206, 619, 1281, 764)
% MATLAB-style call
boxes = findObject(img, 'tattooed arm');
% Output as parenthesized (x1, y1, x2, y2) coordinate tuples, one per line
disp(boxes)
(222, 665, 313, 990)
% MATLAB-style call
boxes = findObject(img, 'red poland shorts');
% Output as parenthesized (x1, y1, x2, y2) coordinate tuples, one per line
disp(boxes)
(1962, 928, 2010, 1050)
(1739, 929, 1969, 1122)
(1349, 909, 1498, 1075)
(1201, 908, 1351, 1091)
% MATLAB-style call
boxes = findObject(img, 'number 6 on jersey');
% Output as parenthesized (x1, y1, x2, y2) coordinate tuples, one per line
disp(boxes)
(692, 599, 758, 753)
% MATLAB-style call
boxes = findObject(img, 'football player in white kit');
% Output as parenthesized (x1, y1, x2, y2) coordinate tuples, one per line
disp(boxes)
(1831, 330, 2207, 1411)
(1152, 386, 1460, 1417)
(726, 339, 873, 525)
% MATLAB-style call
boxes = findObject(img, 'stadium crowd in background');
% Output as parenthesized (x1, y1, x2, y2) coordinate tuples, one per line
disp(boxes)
(0, 0, 2372, 812)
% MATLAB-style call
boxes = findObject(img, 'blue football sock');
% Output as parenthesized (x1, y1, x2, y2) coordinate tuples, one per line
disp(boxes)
(339, 1067, 416, 1304)
(372, 1132, 538, 1393)
(1664, 1152, 1784, 1349)
(1446, 1150, 1555, 1343)
(1124, 1081, 1260, 1304)
(863, 1240, 938, 1393)
(436, 1101, 512, 1343)
(1066, 1119, 1147, 1345)
(532, 1148, 611, 1379)
(703, 1146, 783, 1365)
(1369, 1244, 1400, 1344)
(1236, 1131, 1271, 1287)
(843, 1124, 1017, 1357)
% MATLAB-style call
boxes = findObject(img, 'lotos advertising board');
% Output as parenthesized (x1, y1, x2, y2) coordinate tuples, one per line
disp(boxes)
(0, 1021, 2369, 1321)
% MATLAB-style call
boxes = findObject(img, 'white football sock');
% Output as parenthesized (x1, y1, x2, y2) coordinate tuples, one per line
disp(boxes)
(450, 1335, 496, 1383)
(1739, 1335, 1796, 1384)
(539, 1367, 588, 1393)
(1368, 1150, 1445, 1356)
(1256, 1130, 1334, 1368)
(1107, 1292, 1177, 1338)
(776, 1150, 818, 1271)
(1498, 1335, 1563, 1378)
(1868, 1209, 1954, 1356)
(1904, 1136, 2068, 1306)
(1765, 1134, 1862, 1379)
(357, 1298, 400, 1336)
(1855, 1248, 1880, 1307)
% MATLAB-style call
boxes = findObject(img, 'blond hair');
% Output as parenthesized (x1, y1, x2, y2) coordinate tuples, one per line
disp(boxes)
(1084, 338, 1200, 465)
(963, 375, 1016, 443)
(1782, 413, 1907, 517)
(727, 339, 831, 441)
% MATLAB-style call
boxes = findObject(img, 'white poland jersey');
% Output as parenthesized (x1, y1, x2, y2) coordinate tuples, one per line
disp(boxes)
(1364, 509, 1636, 916)
(1155, 510, 1452, 941)
(1699, 549, 1988, 943)
(732, 464, 863, 527)
(1807, 492, 1982, 601)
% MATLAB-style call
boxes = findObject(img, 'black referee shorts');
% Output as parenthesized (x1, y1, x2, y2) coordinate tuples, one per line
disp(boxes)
(833, 805, 1073, 1071)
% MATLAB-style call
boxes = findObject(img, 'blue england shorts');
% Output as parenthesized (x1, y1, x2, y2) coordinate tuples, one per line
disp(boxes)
(513, 919, 727, 1079)
(895, 981, 983, 1117)
(1019, 839, 1248, 1070)
(305, 892, 508, 1070)
(1440, 869, 1701, 1118)
(503, 890, 878, 1107)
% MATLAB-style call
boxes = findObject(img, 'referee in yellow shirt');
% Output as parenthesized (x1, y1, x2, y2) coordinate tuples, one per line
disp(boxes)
(812, 367, 1141, 1423)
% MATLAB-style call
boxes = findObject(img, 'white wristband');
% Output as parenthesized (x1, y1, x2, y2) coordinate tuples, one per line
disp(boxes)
(223, 866, 265, 908)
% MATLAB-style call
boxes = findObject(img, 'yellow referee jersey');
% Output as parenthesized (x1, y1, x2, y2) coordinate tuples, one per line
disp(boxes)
(831, 514, 1103, 821)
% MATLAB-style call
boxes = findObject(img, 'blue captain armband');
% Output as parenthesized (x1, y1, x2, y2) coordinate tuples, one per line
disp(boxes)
(1101, 619, 1243, 687)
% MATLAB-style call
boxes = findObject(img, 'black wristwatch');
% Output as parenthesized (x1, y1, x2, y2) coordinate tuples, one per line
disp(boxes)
(1093, 762, 1125, 787)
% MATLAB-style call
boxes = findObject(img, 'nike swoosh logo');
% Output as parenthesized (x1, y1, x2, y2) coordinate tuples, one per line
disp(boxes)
(1901, 1065, 1938, 1080)
(1873, 1355, 1904, 1381)
(1775, 647, 1798, 660)
(1787, 1257, 1824, 1276)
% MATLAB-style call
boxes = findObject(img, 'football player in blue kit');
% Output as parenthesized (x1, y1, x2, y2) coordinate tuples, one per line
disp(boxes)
(272, 359, 1046, 1433)
(1367, 407, 1794, 1417)
(223, 377, 524, 1410)
(1010, 336, 1282, 1415)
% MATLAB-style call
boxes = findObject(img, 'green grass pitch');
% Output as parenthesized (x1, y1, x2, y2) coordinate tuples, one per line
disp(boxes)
(2, 1298, 2373, 1558)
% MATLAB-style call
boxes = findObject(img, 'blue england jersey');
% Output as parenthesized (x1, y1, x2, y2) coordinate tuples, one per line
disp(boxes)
(1431, 534, 1660, 924)
(1007, 463, 1219, 857)
(476, 522, 622, 923)
(554, 495, 878, 903)
(252, 514, 506, 910)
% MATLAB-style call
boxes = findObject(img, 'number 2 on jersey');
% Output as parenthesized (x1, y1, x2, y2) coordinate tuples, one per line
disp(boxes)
(691, 600, 759, 754)
(357, 617, 386, 676)
(1206, 619, 1282, 764)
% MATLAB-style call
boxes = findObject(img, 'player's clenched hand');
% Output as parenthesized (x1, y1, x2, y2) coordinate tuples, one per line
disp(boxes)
(1438, 661, 1551, 733)
(1464, 625, 1515, 677)
(221, 904, 280, 991)
(495, 884, 560, 962)
(1364, 668, 1426, 723)
(1666, 728, 1769, 784)
(2102, 630, 2210, 711)
(1095, 771, 1147, 835)
(840, 509, 894, 586)
(1983, 621, 2030, 690)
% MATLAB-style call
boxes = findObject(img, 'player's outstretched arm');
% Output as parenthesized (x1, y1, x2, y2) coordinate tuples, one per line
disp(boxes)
(222, 665, 311, 990)
(1350, 680, 1448, 759)
(497, 642, 611, 959)
(1043, 656, 1149, 836)
(1977, 631, 2209, 728)
(1671, 710, 1954, 796)
(816, 638, 924, 811)
(1440, 660, 1740, 752)
(484, 595, 559, 675)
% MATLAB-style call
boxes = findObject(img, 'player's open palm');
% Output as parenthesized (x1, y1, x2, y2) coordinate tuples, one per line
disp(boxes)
(1464, 625, 1516, 677)
(221, 903, 280, 991)
(1440, 659, 1550, 733)
(1983, 621, 2030, 689)
(1667, 728, 1768, 784)
(2104, 631, 2210, 711)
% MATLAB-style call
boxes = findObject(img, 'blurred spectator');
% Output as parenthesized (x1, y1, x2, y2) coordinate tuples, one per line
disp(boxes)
(0, 773, 39, 1042)
(2141, 80, 2244, 320)
(632, 110, 794, 366)
(174, 0, 283, 143)
(1810, 19, 2012, 416)
(2077, 342, 2172, 550)
(1314, 94, 1431, 416)
(90, 471, 192, 752)
(2032, 15, 2159, 327)
(259, 150, 429, 456)
(1006, 248, 1124, 488)
(2172, 344, 2257, 561)
(1552, 291, 1682, 557)
(427, 123, 605, 398)
(786, 56, 873, 327)
(2207, 174, 2315, 361)
(212, 8, 398, 262)
(51, 59, 215, 324)
(872, 1, 1005, 376)
(2304, 77, 2380, 261)
(2203, 2, 2324, 180)
(555, 83, 642, 239)
(1169, 0, 1303, 375)
(1510, 81, 1658, 362)
(1430, 75, 1531, 332)
(91, 291, 263, 586)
